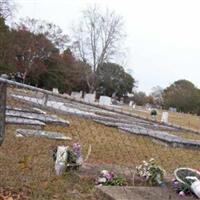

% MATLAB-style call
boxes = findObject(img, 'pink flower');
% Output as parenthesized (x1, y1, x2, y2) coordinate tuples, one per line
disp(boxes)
(179, 191, 185, 196)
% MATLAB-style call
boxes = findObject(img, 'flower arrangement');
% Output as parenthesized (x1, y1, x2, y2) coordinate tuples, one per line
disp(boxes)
(173, 168, 200, 198)
(135, 158, 165, 186)
(96, 170, 125, 186)
(172, 178, 192, 197)
(150, 109, 157, 116)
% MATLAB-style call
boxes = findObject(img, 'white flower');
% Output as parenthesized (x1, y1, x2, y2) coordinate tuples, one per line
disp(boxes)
(149, 158, 155, 163)
(142, 161, 148, 167)
(98, 177, 107, 183)
(179, 191, 185, 196)
(101, 170, 109, 176)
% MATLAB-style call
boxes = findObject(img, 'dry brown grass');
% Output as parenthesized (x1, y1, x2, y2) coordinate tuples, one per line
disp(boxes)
(121, 105, 200, 132)
(0, 125, 96, 200)
(1, 97, 200, 199)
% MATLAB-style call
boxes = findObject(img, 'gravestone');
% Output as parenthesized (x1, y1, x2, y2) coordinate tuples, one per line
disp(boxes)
(53, 88, 59, 94)
(71, 91, 83, 99)
(129, 101, 133, 107)
(84, 93, 95, 103)
(161, 112, 169, 123)
(169, 107, 177, 112)
(132, 104, 136, 109)
(0, 82, 7, 145)
(99, 96, 112, 106)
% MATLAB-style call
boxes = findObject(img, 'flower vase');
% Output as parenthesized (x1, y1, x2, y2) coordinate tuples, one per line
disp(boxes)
(191, 180, 200, 198)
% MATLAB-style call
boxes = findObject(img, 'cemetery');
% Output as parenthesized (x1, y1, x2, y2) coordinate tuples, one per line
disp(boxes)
(0, 79, 200, 199)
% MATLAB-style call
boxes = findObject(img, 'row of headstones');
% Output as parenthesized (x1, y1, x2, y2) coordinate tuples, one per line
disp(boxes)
(53, 88, 113, 106)
(53, 88, 169, 123)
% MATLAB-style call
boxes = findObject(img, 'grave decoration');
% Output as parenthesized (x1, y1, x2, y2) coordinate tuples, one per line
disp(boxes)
(135, 158, 165, 186)
(150, 109, 157, 116)
(173, 167, 200, 198)
(95, 170, 126, 186)
(53, 143, 83, 175)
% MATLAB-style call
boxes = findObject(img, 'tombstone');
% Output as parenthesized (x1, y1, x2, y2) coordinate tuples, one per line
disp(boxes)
(0, 82, 7, 145)
(71, 91, 83, 99)
(53, 88, 59, 94)
(0, 74, 8, 79)
(161, 112, 169, 123)
(99, 96, 112, 106)
(84, 93, 95, 103)
(132, 104, 136, 109)
(120, 97, 124, 104)
(129, 101, 133, 107)
(169, 107, 177, 112)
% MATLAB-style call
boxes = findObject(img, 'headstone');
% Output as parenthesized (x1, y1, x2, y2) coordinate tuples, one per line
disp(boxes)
(84, 93, 95, 103)
(161, 112, 169, 123)
(55, 146, 68, 175)
(71, 91, 83, 99)
(0, 74, 8, 79)
(132, 104, 136, 109)
(129, 101, 133, 107)
(99, 96, 112, 106)
(53, 88, 59, 94)
(169, 107, 177, 112)
(0, 82, 6, 145)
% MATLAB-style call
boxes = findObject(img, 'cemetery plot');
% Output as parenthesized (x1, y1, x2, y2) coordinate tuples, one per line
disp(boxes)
(9, 93, 200, 148)
(1, 85, 199, 200)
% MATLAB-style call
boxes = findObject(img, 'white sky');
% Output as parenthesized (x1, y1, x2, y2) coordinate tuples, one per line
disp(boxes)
(13, 0, 200, 94)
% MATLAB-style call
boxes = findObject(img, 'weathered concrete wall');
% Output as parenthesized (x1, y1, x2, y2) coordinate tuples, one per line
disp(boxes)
(0, 82, 7, 145)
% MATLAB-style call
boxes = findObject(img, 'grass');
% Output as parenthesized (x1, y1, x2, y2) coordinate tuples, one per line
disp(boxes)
(1, 96, 200, 199)
(120, 105, 200, 132)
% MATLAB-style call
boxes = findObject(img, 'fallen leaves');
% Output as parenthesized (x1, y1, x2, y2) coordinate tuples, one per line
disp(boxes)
(0, 187, 27, 200)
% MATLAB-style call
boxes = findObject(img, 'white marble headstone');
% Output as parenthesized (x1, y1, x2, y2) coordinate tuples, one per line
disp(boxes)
(99, 96, 112, 106)
(129, 101, 133, 107)
(161, 112, 169, 123)
(71, 91, 82, 99)
(53, 88, 59, 94)
(84, 93, 95, 103)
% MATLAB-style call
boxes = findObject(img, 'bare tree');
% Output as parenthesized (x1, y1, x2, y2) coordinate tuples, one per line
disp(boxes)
(14, 18, 69, 50)
(0, 0, 15, 19)
(72, 6, 125, 92)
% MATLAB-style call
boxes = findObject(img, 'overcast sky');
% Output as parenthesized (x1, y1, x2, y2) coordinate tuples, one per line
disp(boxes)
(13, 0, 200, 94)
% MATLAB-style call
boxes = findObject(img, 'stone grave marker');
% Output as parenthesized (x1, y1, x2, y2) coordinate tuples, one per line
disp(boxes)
(161, 112, 169, 123)
(169, 107, 177, 112)
(53, 88, 59, 94)
(99, 96, 112, 106)
(129, 101, 133, 107)
(71, 91, 83, 99)
(16, 129, 71, 140)
(0, 82, 6, 145)
(84, 93, 95, 103)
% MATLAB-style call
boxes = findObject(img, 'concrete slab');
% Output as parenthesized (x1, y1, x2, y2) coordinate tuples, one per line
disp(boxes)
(96, 186, 193, 200)
(16, 129, 71, 140)
(6, 110, 69, 127)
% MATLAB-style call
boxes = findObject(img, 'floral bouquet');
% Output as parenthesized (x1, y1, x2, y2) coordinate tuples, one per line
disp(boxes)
(173, 168, 200, 198)
(96, 170, 125, 186)
(135, 158, 165, 186)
